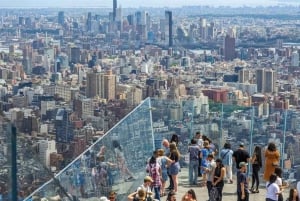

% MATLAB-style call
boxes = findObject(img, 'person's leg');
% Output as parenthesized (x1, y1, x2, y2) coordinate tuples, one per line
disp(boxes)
(193, 161, 199, 184)
(206, 181, 212, 199)
(168, 173, 174, 189)
(251, 170, 255, 190)
(154, 187, 161, 201)
(172, 174, 178, 192)
(217, 185, 224, 201)
(254, 168, 259, 192)
(225, 165, 229, 182)
(228, 165, 233, 182)
(189, 161, 193, 184)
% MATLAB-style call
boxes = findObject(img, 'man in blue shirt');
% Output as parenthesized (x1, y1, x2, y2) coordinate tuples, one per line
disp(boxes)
(237, 162, 249, 201)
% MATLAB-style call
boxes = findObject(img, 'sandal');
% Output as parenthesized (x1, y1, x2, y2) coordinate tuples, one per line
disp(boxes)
(160, 192, 166, 197)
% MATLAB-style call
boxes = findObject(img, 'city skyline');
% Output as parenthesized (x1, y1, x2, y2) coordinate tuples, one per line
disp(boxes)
(0, 0, 299, 8)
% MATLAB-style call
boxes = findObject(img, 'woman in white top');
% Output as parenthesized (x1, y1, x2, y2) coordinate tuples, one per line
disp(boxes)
(266, 173, 281, 201)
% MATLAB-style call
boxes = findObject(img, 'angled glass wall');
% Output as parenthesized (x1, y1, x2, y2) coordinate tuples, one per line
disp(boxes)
(24, 98, 154, 201)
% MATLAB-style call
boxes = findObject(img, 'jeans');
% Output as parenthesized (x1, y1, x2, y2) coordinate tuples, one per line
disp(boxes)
(198, 157, 202, 176)
(153, 187, 161, 201)
(207, 181, 213, 200)
(189, 160, 199, 184)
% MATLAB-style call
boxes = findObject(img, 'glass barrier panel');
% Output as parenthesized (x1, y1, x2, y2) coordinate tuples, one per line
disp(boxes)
(24, 98, 154, 201)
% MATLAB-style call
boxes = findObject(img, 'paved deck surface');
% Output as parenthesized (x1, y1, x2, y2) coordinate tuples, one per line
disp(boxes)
(173, 167, 289, 201)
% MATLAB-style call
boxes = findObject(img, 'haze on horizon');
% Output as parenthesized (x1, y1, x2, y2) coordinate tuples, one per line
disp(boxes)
(0, 0, 299, 8)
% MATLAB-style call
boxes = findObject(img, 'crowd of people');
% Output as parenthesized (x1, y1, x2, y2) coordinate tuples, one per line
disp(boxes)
(96, 131, 300, 201)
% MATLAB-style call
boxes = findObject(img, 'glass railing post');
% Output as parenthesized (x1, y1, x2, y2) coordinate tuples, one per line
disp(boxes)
(282, 110, 287, 169)
(11, 125, 18, 201)
(219, 104, 223, 158)
(248, 106, 254, 175)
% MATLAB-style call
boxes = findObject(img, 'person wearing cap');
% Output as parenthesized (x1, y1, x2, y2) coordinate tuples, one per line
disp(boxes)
(233, 143, 250, 173)
(137, 176, 153, 195)
(237, 162, 249, 201)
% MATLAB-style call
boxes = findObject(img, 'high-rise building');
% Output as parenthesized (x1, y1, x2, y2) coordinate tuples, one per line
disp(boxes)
(127, 14, 134, 26)
(38, 140, 57, 167)
(238, 69, 251, 83)
(55, 108, 74, 143)
(256, 68, 276, 93)
(264, 69, 276, 93)
(256, 69, 264, 93)
(113, 0, 117, 22)
(58, 11, 64, 25)
(165, 11, 173, 47)
(86, 69, 103, 98)
(87, 12, 92, 32)
(103, 69, 116, 100)
(291, 51, 299, 67)
(224, 35, 235, 61)
(70, 47, 81, 64)
(199, 18, 207, 40)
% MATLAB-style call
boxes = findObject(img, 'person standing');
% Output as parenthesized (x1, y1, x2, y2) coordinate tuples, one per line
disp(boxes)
(250, 145, 262, 193)
(212, 159, 226, 201)
(162, 139, 173, 191)
(205, 154, 216, 201)
(147, 156, 162, 201)
(188, 139, 200, 185)
(237, 162, 250, 201)
(263, 142, 280, 182)
(156, 149, 173, 197)
(233, 143, 250, 173)
(287, 188, 299, 201)
(220, 142, 233, 184)
(266, 173, 281, 201)
(194, 132, 203, 177)
(168, 143, 180, 193)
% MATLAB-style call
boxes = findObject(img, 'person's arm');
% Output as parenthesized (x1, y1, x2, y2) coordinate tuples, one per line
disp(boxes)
(240, 181, 245, 200)
(165, 156, 174, 164)
(251, 154, 256, 164)
(128, 191, 137, 201)
(213, 167, 225, 186)
(232, 152, 236, 162)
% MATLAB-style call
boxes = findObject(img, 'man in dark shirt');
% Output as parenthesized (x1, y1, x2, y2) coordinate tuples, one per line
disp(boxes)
(237, 162, 249, 201)
(232, 143, 250, 170)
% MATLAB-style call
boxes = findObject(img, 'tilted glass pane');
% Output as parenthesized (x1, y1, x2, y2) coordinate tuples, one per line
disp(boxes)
(24, 98, 154, 201)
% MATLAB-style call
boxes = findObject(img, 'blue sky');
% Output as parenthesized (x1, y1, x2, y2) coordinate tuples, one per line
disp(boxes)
(0, 0, 299, 8)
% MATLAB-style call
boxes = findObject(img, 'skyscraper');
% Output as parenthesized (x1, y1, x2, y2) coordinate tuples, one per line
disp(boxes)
(86, 68, 103, 98)
(55, 108, 74, 143)
(70, 47, 81, 64)
(113, 0, 117, 22)
(58, 11, 64, 25)
(264, 69, 276, 93)
(165, 11, 173, 47)
(256, 68, 276, 93)
(224, 35, 236, 61)
(103, 69, 116, 100)
(238, 69, 251, 83)
(87, 12, 92, 32)
(256, 69, 264, 93)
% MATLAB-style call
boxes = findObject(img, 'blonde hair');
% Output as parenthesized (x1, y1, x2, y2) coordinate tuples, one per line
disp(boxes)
(157, 149, 164, 156)
(169, 142, 180, 158)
